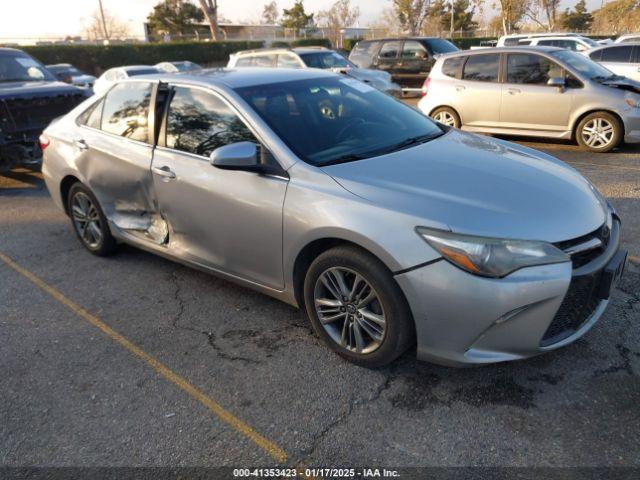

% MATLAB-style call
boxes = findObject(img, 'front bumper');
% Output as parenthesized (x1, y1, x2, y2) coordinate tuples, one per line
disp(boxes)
(396, 219, 623, 366)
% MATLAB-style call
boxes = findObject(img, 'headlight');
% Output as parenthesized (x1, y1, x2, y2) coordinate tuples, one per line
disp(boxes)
(416, 227, 569, 278)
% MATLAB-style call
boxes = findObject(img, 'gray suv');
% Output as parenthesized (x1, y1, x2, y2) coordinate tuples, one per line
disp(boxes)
(418, 46, 640, 152)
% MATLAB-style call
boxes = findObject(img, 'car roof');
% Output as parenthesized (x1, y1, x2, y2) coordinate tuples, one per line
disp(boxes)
(588, 42, 640, 51)
(439, 46, 563, 58)
(0, 47, 29, 55)
(235, 47, 329, 56)
(134, 67, 335, 89)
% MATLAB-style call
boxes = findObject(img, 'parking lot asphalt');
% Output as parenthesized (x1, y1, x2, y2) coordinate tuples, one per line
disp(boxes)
(1, 137, 639, 469)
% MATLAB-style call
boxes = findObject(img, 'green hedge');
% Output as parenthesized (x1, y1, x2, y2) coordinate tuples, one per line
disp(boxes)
(22, 40, 264, 75)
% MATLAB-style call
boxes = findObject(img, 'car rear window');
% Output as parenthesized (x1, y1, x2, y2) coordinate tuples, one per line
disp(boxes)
(424, 39, 459, 55)
(442, 56, 464, 78)
(348, 41, 379, 67)
(101, 82, 152, 143)
(127, 68, 159, 77)
(601, 46, 632, 62)
(462, 54, 500, 82)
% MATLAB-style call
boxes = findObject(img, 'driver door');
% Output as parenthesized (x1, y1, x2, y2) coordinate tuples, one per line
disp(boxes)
(151, 85, 288, 289)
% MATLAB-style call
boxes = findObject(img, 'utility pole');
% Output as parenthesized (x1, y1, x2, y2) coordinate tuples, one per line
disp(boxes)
(98, 0, 109, 39)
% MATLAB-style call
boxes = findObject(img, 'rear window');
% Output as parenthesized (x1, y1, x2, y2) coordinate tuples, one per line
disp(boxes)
(462, 54, 500, 82)
(253, 54, 276, 67)
(127, 68, 159, 77)
(424, 39, 459, 55)
(601, 46, 632, 62)
(349, 41, 380, 67)
(589, 50, 603, 61)
(101, 82, 152, 143)
(442, 56, 464, 78)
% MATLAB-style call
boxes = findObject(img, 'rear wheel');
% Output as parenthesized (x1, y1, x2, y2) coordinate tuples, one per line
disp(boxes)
(576, 112, 622, 153)
(67, 183, 117, 256)
(430, 107, 461, 128)
(303, 246, 414, 367)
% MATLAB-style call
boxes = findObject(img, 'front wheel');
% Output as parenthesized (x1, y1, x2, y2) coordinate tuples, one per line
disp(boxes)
(303, 246, 414, 367)
(576, 112, 622, 153)
(67, 183, 117, 256)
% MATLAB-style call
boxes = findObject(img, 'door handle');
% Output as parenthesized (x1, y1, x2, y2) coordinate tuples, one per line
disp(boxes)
(455, 85, 466, 91)
(152, 165, 176, 180)
(507, 88, 521, 95)
(74, 139, 89, 151)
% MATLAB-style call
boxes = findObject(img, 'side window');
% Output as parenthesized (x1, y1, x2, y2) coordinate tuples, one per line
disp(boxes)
(462, 54, 500, 82)
(236, 57, 254, 67)
(589, 50, 603, 61)
(101, 82, 152, 142)
(166, 86, 257, 157)
(506, 53, 560, 85)
(278, 54, 302, 68)
(253, 54, 276, 67)
(518, 39, 532, 45)
(378, 41, 400, 59)
(442, 56, 464, 78)
(78, 98, 105, 129)
(401, 40, 428, 59)
(536, 39, 556, 47)
(601, 46, 632, 62)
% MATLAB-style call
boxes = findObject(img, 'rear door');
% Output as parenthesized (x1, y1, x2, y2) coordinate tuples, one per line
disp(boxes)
(374, 41, 402, 82)
(499, 53, 573, 132)
(151, 85, 288, 289)
(74, 81, 159, 234)
(455, 53, 502, 127)
(396, 40, 433, 89)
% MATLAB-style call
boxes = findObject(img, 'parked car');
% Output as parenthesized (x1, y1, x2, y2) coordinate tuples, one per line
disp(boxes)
(348, 37, 459, 92)
(497, 32, 599, 52)
(93, 65, 160, 94)
(614, 33, 640, 44)
(155, 61, 203, 73)
(46, 63, 96, 90)
(41, 68, 626, 367)
(227, 47, 401, 97)
(418, 46, 640, 152)
(586, 43, 640, 82)
(0, 48, 86, 172)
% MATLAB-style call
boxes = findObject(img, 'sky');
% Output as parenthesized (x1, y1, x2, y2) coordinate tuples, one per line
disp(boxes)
(0, 0, 604, 41)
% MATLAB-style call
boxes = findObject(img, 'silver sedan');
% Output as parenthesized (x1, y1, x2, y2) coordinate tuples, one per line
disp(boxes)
(40, 68, 626, 367)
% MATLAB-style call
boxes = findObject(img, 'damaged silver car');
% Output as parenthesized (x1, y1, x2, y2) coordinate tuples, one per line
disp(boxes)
(42, 69, 626, 367)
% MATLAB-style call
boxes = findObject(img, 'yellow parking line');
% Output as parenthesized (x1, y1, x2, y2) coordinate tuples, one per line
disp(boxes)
(630, 254, 640, 265)
(0, 251, 289, 464)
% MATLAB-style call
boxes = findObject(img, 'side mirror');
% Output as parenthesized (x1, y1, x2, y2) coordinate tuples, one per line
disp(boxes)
(210, 142, 261, 172)
(547, 77, 566, 90)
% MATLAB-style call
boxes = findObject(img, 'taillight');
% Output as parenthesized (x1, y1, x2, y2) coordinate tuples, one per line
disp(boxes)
(63, 75, 73, 84)
(39, 134, 50, 151)
(421, 77, 431, 97)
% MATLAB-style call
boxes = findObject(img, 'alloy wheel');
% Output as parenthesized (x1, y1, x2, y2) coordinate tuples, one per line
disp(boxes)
(71, 191, 103, 249)
(433, 111, 457, 127)
(313, 267, 386, 354)
(581, 118, 615, 149)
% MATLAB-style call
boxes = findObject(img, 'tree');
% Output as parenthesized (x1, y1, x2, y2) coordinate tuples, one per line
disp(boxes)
(558, 0, 593, 31)
(317, 0, 360, 47)
(197, 0, 220, 40)
(592, 0, 639, 34)
(262, 1, 279, 24)
(82, 8, 131, 41)
(523, 0, 560, 30)
(147, 0, 204, 37)
(281, 0, 315, 30)
(392, 0, 432, 35)
(495, 0, 528, 34)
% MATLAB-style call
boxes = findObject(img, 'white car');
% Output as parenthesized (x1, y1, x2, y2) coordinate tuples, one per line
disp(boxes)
(155, 61, 202, 73)
(586, 43, 640, 82)
(498, 33, 599, 52)
(615, 34, 640, 44)
(93, 65, 160, 94)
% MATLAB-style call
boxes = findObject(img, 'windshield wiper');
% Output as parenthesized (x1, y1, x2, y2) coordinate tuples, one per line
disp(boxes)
(373, 133, 443, 156)
(592, 74, 622, 83)
(318, 153, 370, 167)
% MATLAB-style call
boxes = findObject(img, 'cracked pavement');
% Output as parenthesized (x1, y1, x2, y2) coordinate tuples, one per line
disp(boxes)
(1, 140, 639, 468)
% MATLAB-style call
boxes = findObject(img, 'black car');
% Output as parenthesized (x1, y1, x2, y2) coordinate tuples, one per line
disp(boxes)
(0, 48, 87, 172)
(348, 37, 459, 91)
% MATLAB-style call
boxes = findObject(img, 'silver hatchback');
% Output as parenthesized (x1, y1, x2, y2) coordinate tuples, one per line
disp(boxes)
(42, 68, 626, 367)
(418, 46, 640, 152)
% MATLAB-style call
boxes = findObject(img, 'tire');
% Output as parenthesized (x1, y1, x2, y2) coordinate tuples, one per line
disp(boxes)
(575, 112, 622, 153)
(303, 245, 415, 368)
(67, 183, 117, 256)
(430, 107, 461, 128)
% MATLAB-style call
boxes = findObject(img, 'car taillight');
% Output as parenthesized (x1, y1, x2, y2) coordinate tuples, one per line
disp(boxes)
(39, 135, 50, 151)
(422, 77, 431, 97)
(63, 75, 73, 84)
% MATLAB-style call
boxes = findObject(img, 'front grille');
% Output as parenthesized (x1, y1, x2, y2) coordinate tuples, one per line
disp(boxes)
(541, 270, 603, 346)
(1, 93, 84, 133)
(554, 223, 610, 269)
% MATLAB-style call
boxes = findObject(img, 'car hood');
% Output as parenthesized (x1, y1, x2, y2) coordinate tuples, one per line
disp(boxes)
(323, 129, 607, 243)
(601, 76, 640, 94)
(0, 80, 84, 99)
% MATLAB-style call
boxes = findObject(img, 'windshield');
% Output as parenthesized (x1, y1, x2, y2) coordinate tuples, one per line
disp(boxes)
(426, 38, 459, 54)
(235, 76, 444, 166)
(176, 62, 201, 71)
(299, 52, 353, 69)
(551, 50, 614, 80)
(0, 53, 55, 83)
(128, 68, 159, 77)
